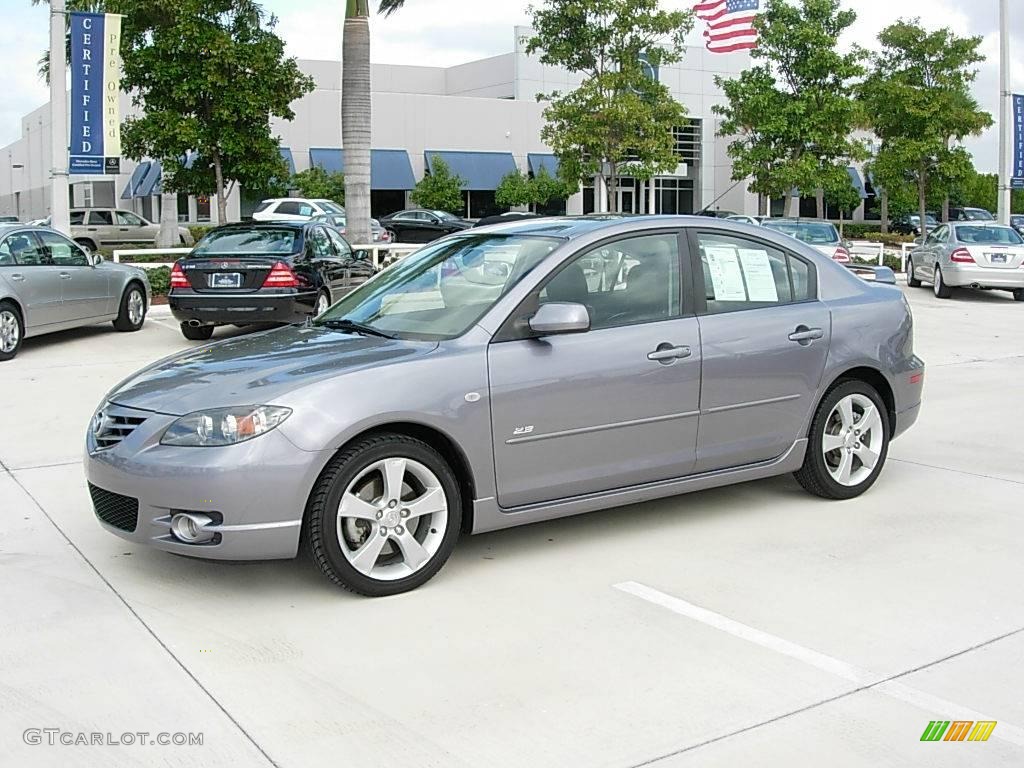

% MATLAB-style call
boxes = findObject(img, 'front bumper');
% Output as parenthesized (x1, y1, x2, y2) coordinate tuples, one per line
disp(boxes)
(943, 264, 1024, 289)
(169, 290, 317, 325)
(84, 404, 331, 560)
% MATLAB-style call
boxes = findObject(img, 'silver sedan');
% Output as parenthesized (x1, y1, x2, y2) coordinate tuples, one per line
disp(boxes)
(0, 225, 151, 360)
(85, 216, 923, 596)
(908, 222, 1024, 300)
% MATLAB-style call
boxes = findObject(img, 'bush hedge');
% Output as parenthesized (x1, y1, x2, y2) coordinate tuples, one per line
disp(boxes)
(147, 266, 172, 296)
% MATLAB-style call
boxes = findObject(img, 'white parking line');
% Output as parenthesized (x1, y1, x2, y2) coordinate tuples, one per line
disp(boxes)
(614, 581, 1024, 747)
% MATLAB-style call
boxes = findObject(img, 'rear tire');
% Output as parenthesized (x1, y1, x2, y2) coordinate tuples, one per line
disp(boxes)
(304, 433, 462, 596)
(794, 380, 890, 501)
(113, 284, 146, 332)
(1013, 288, 1024, 302)
(315, 290, 331, 317)
(0, 301, 24, 361)
(906, 262, 921, 287)
(933, 266, 953, 298)
(181, 322, 214, 341)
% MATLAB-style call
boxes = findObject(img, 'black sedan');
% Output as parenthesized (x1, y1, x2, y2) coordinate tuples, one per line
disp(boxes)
(890, 213, 938, 236)
(169, 221, 375, 341)
(377, 208, 472, 243)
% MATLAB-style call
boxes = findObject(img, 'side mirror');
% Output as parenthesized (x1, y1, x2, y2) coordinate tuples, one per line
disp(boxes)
(913, 236, 923, 246)
(529, 302, 590, 336)
(92, 252, 105, 265)
(353, 249, 369, 261)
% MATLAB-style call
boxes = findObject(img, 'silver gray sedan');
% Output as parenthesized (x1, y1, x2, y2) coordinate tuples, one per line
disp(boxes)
(85, 216, 924, 595)
(908, 222, 1024, 300)
(0, 225, 151, 360)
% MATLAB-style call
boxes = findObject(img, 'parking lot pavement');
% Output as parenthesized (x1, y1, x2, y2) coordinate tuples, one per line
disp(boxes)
(2, 291, 1023, 767)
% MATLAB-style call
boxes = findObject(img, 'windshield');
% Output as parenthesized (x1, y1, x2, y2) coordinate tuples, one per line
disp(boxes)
(955, 225, 1023, 245)
(963, 209, 994, 221)
(316, 234, 561, 340)
(317, 201, 344, 214)
(761, 221, 840, 245)
(192, 228, 299, 255)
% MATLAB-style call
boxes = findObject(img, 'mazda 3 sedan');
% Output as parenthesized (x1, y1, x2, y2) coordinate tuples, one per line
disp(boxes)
(86, 216, 924, 596)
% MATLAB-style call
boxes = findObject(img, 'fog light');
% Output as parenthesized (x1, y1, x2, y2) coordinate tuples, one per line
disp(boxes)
(170, 513, 216, 544)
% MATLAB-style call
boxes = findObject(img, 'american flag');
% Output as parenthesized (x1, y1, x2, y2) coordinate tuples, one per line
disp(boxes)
(694, 0, 760, 54)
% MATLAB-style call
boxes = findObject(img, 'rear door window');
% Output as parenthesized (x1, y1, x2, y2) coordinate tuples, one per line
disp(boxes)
(326, 227, 353, 258)
(87, 210, 114, 226)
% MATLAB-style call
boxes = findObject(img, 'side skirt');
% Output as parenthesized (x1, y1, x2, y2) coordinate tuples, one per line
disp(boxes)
(470, 440, 808, 534)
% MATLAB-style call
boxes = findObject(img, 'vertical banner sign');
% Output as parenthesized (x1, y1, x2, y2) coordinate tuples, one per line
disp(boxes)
(1013, 94, 1024, 189)
(69, 13, 123, 175)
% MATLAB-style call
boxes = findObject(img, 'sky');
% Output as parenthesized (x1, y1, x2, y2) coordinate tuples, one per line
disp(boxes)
(2, 0, 1022, 171)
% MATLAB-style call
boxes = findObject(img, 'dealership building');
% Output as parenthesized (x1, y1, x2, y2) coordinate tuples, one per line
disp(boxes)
(1, 27, 777, 225)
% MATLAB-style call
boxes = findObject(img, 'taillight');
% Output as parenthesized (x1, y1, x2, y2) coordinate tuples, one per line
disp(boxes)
(262, 261, 300, 288)
(833, 247, 851, 263)
(170, 262, 189, 289)
(950, 248, 975, 264)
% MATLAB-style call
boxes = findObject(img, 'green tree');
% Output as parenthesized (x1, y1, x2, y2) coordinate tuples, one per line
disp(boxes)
(714, 0, 867, 218)
(530, 167, 578, 209)
(411, 157, 465, 213)
(291, 167, 346, 205)
(860, 20, 992, 233)
(113, 0, 313, 224)
(525, 0, 693, 212)
(495, 171, 533, 208)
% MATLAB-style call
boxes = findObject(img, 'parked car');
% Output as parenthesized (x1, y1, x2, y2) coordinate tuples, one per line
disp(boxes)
(760, 219, 851, 262)
(948, 207, 995, 222)
(312, 213, 392, 243)
(377, 208, 473, 243)
(891, 213, 938, 236)
(0, 215, 18, 223)
(1009, 214, 1024, 236)
(0, 224, 150, 360)
(907, 222, 1024, 300)
(474, 212, 542, 228)
(168, 220, 375, 340)
(60, 209, 194, 253)
(725, 215, 763, 226)
(86, 216, 923, 595)
(251, 198, 344, 222)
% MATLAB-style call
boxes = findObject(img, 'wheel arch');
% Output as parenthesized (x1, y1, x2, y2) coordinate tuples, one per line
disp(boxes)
(0, 295, 25, 322)
(316, 421, 477, 535)
(123, 277, 148, 306)
(74, 237, 98, 251)
(823, 366, 896, 434)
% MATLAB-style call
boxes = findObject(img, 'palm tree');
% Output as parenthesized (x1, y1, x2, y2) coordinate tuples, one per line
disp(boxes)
(342, 0, 405, 245)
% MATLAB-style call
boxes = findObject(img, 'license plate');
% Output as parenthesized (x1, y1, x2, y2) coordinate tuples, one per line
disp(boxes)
(989, 253, 1007, 264)
(209, 272, 242, 288)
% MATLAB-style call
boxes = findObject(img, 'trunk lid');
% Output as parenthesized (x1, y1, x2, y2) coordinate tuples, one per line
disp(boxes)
(178, 256, 285, 292)
(962, 245, 1024, 269)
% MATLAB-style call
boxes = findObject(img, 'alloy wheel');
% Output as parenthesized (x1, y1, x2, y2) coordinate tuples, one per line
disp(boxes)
(127, 289, 145, 326)
(336, 457, 448, 581)
(0, 310, 19, 353)
(316, 293, 330, 316)
(821, 393, 885, 487)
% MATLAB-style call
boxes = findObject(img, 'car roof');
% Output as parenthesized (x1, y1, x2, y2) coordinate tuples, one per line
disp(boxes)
(212, 221, 309, 232)
(472, 213, 794, 240)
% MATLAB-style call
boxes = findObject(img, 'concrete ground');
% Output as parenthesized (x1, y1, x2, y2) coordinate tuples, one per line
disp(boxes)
(1, 284, 1022, 767)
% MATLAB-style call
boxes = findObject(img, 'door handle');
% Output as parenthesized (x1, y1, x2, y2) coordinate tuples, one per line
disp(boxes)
(60, 272, 72, 280)
(10, 273, 25, 281)
(648, 344, 691, 362)
(789, 326, 823, 343)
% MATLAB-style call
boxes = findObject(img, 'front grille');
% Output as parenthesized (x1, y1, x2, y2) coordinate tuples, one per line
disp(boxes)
(88, 483, 139, 532)
(93, 413, 147, 450)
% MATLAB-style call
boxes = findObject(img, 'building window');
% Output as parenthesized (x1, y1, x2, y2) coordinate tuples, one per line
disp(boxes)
(177, 193, 189, 222)
(196, 195, 211, 222)
(463, 190, 503, 219)
(653, 177, 695, 215)
(672, 120, 702, 166)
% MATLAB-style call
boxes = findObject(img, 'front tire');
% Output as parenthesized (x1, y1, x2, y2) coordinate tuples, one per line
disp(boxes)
(906, 262, 921, 287)
(113, 284, 147, 331)
(1013, 288, 1024, 302)
(315, 290, 331, 317)
(0, 301, 24, 361)
(304, 433, 462, 596)
(74, 238, 96, 254)
(794, 380, 890, 500)
(180, 322, 214, 341)
(933, 265, 953, 298)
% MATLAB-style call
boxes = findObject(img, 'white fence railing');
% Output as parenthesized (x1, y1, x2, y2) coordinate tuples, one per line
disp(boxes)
(113, 243, 422, 271)
(847, 240, 915, 274)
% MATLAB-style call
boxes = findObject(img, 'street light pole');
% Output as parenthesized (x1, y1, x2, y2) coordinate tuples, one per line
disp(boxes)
(50, 0, 70, 235)
(998, 0, 1011, 225)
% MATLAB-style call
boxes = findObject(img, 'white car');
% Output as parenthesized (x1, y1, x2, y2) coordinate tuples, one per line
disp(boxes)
(251, 198, 344, 222)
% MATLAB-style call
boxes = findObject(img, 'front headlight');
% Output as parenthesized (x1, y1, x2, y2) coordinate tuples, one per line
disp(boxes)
(160, 405, 292, 447)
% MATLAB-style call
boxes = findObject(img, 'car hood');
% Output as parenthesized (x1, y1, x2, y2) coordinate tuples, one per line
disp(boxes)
(107, 325, 438, 416)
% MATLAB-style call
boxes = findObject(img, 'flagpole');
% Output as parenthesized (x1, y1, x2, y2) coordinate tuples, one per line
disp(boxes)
(50, 0, 70, 235)
(998, 0, 1011, 225)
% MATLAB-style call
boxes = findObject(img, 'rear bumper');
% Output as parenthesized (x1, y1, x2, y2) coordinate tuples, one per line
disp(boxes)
(943, 264, 1024, 289)
(169, 290, 317, 325)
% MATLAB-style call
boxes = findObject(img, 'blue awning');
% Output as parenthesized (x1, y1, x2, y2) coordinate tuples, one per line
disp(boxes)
(309, 148, 415, 189)
(527, 153, 559, 177)
(280, 147, 296, 175)
(847, 166, 868, 199)
(425, 150, 517, 190)
(136, 161, 162, 197)
(120, 161, 151, 199)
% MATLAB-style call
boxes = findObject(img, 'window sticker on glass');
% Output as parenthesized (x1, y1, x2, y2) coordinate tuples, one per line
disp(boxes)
(737, 249, 779, 302)
(705, 246, 748, 302)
